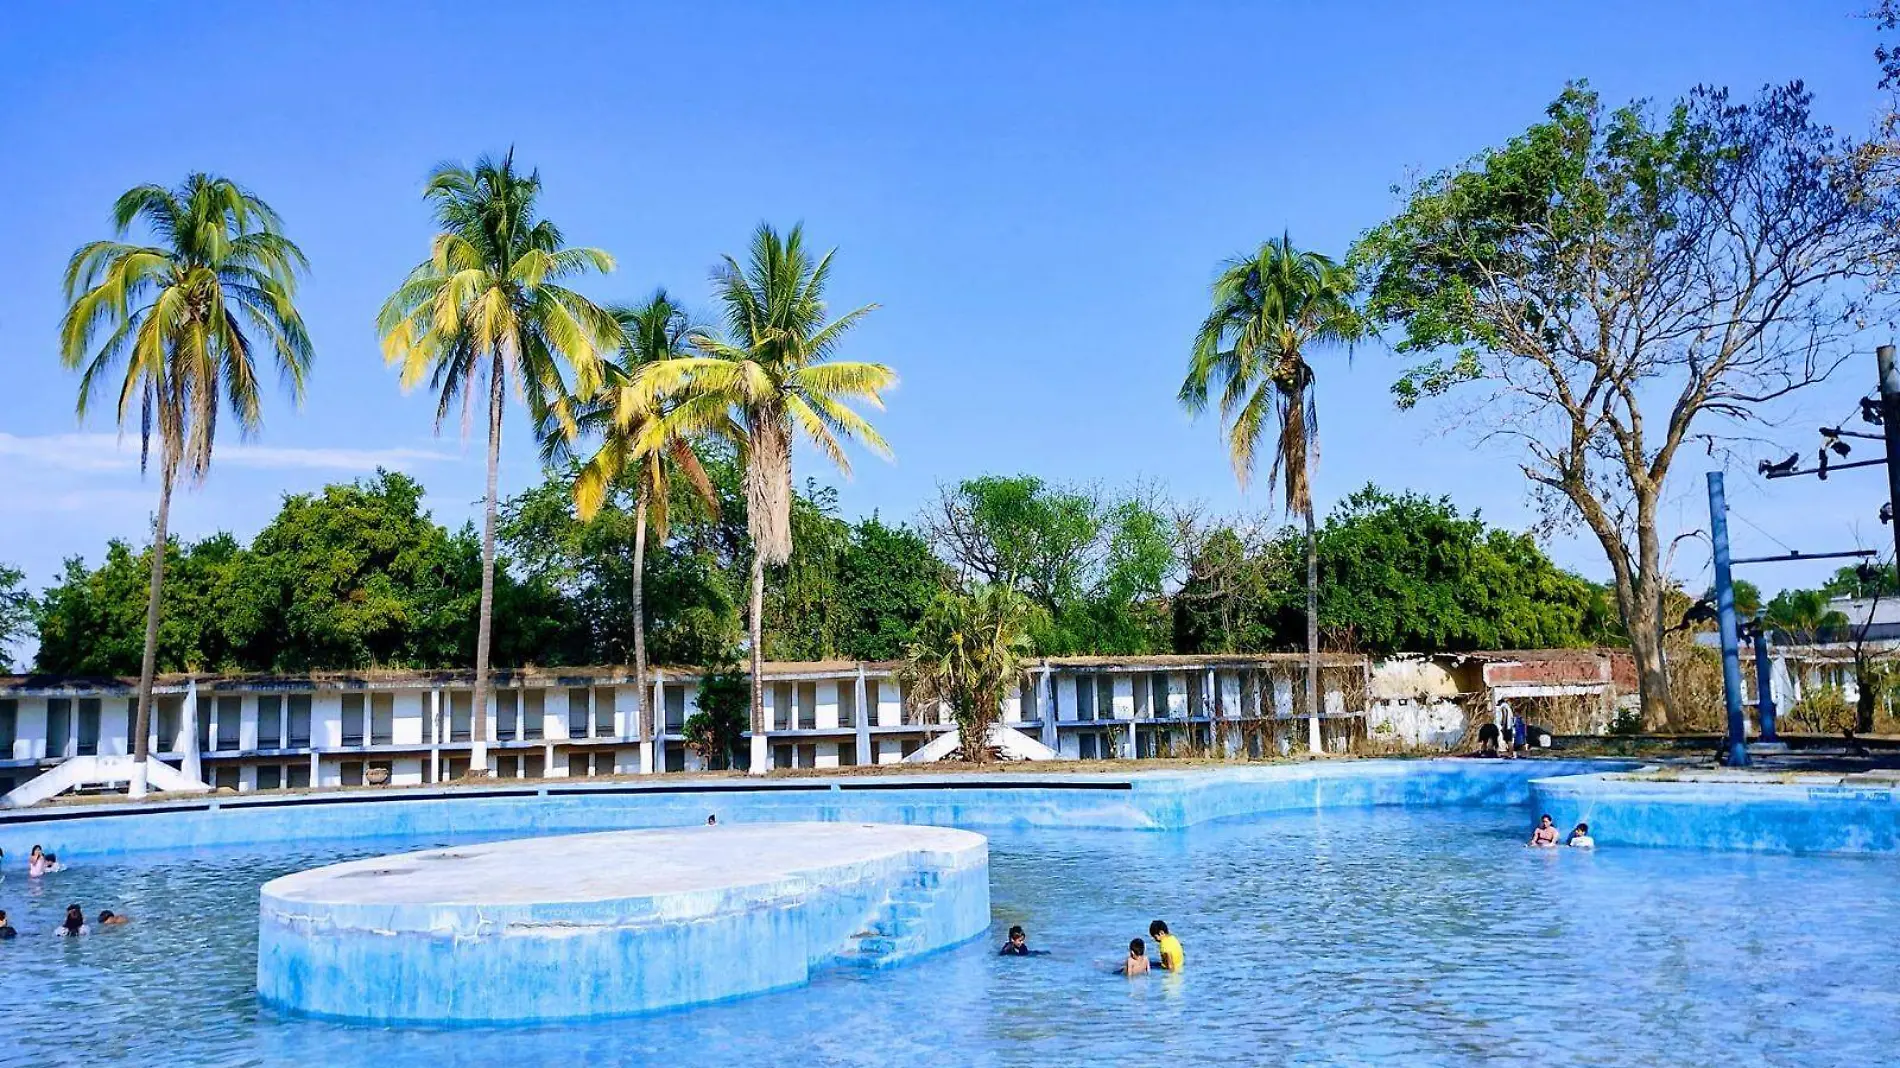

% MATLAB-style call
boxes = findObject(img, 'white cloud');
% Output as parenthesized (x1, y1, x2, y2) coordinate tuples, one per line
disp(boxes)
(0, 432, 454, 474)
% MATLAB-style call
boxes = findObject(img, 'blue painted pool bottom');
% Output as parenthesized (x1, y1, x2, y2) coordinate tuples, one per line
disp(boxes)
(5, 807, 1895, 1067)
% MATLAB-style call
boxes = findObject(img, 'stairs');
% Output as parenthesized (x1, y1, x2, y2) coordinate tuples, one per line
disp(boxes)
(835, 868, 946, 969)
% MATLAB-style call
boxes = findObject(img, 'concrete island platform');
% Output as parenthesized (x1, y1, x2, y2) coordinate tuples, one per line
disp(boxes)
(256, 822, 990, 1024)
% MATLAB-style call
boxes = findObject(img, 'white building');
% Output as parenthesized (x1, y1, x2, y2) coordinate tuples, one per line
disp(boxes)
(0, 654, 1374, 797)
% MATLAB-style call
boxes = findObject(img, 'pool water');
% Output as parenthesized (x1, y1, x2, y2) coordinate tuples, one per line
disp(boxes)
(1, 807, 1894, 1067)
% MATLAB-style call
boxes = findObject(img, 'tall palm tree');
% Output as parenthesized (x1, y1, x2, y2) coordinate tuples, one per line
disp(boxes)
(59, 174, 313, 798)
(555, 290, 720, 772)
(1180, 234, 1361, 755)
(637, 224, 896, 774)
(378, 151, 620, 777)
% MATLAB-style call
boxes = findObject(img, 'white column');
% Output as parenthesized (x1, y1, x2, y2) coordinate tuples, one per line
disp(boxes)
(853, 666, 871, 766)
(429, 690, 441, 784)
(180, 678, 203, 785)
(1038, 666, 1057, 750)
(644, 670, 664, 775)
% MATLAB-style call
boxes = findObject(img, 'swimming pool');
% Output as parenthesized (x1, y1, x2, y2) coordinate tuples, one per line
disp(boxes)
(2, 803, 1893, 1067)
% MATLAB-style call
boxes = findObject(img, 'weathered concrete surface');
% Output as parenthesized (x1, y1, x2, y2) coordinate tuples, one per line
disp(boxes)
(257, 822, 989, 1023)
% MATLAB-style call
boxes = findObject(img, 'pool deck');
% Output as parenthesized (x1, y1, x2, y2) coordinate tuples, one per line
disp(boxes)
(257, 822, 991, 1023)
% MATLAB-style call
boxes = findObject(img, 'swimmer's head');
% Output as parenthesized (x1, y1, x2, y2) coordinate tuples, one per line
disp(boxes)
(1129, 938, 1145, 956)
(1538, 814, 1553, 827)
(1574, 822, 1590, 834)
(1007, 925, 1025, 944)
(98, 910, 115, 924)
(1148, 920, 1169, 937)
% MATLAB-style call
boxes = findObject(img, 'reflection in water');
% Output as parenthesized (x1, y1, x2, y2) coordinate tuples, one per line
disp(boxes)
(0, 809, 1893, 1067)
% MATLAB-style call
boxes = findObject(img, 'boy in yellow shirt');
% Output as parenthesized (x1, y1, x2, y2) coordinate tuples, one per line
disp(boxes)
(1148, 920, 1184, 971)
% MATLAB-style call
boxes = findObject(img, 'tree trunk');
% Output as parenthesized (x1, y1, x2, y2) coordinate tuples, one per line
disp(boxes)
(747, 548, 769, 775)
(632, 493, 651, 772)
(128, 458, 176, 800)
(1304, 499, 1322, 755)
(1624, 593, 1673, 732)
(469, 355, 503, 778)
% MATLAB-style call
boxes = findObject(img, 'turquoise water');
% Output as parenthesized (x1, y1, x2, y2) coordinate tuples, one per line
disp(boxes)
(1, 806, 1894, 1067)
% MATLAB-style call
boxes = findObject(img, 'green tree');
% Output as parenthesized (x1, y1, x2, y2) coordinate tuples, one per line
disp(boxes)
(922, 476, 1176, 654)
(223, 472, 494, 670)
(59, 174, 312, 795)
(1353, 83, 1900, 731)
(899, 584, 1038, 763)
(378, 152, 621, 776)
(35, 535, 246, 676)
(837, 516, 946, 660)
(1181, 235, 1362, 750)
(0, 564, 32, 673)
(1763, 588, 1848, 641)
(639, 224, 895, 773)
(560, 289, 718, 769)
(683, 666, 749, 770)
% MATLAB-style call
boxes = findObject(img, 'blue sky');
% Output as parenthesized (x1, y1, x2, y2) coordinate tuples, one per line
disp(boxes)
(1, 1, 1892, 614)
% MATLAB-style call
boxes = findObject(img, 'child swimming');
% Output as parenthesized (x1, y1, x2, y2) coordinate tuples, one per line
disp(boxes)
(1567, 822, 1595, 849)
(1123, 938, 1150, 976)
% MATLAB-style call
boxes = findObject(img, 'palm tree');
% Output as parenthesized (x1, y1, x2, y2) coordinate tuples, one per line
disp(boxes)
(59, 174, 313, 798)
(637, 224, 896, 774)
(1180, 234, 1362, 755)
(378, 151, 620, 777)
(555, 290, 720, 772)
(899, 584, 1037, 763)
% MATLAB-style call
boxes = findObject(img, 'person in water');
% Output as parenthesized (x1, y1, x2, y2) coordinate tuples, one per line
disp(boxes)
(0, 910, 15, 940)
(97, 910, 130, 927)
(27, 845, 50, 877)
(1567, 823, 1596, 849)
(1000, 925, 1030, 956)
(1530, 814, 1560, 847)
(1148, 920, 1184, 971)
(1123, 937, 1150, 976)
(706, 814, 717, 826)
(56, 904, 86, 937)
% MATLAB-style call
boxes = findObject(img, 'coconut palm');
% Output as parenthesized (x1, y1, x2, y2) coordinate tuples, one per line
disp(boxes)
(59, 174, 313, 798)
(553, 290, 720, 771)
(378, 151, 620, 776)
(637, 224, 895, 773)
(1180, 234, 1362, 754)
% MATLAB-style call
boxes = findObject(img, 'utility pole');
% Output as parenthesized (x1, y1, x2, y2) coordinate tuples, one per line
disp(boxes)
(1707, 472, 1750, 767)
(1878, 344, 1900, 577)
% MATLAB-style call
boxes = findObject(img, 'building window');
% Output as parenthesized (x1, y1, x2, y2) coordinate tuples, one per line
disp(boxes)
(214, 766, 240, 791)
(75, 698, 101, 756)
(900, 738, 921, 758)
(664, 746, 686, 772)
(0, 699, 15, 756)
(341, 761, 364, 787)
(47, 699, 72, 759)
(286, 695, 312, 748)
(257, 765, 282, 791)
(216, 696, 241, 751)
(286, 763, 312, 789)
(1151, 674, 1172, 719)
(497, 690, 519, 741)
(1097, 677, 1116, 720)
(444, 756, 469, 780)
(797, 683, 817, 731)
(865, 679, 883, 725)
(523, 753, 544, 779)
(341, 694, 365, 747)
(664, 686, 686, 732)
(257, 695, 283, 749)
(837, 741, 858, 767)
(593, 687, 615, 738)
(837, 684, 857, 729)
(773, 744, 794, 769)
(523, 689, 545, 740)
(370, 693, 395, 746)
(449, 691, 472, 742)
(1075, 677, 1096, 721)
(568, 688, 591, 739)
(1079, 732, 1099, 760)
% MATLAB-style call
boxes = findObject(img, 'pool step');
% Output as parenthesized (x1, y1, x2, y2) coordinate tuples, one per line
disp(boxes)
(835, 870, 952, 969)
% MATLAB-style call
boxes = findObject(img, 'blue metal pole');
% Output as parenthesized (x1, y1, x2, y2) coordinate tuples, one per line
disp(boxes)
(1708, 471, 1751, 766)
(1751, 612, 1778, 743)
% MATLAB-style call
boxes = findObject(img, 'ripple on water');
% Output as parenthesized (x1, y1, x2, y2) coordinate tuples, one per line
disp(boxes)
(0, 809, 1893, 1067)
